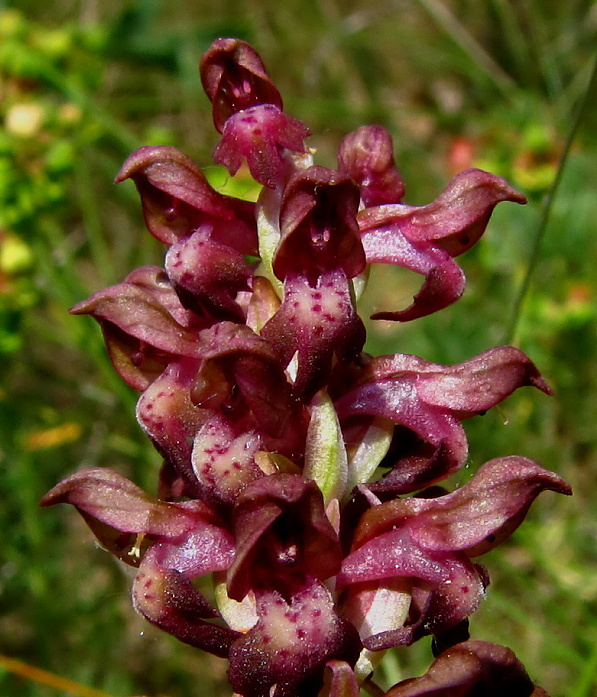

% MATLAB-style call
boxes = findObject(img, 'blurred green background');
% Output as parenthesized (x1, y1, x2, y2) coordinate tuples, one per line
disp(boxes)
(0, 0, 595, 695)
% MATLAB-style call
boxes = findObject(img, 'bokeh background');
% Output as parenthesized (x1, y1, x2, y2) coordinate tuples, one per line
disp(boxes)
(1, 1, 596, 695)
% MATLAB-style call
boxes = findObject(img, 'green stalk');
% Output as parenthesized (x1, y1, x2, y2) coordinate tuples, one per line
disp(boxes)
(504, 52, 597, 344)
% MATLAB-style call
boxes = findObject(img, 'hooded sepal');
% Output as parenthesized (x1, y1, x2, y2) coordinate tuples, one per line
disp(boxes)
(338, 457, 570, 648)
(338, 125, 405, 207)
(40, 467, 235, 576)
(200, 38, 284, 131)
(352, 456, 571, 556)
(190, 321, 307, 458)
(227, 473, 342, 602)
(70, 266, 206, 390)
(273, 166, 365, 283)
(334, 347, 551, 494)
(339, 529, 487, 649)
(385, 640, 550, 697)
(115, 145, 256, 251)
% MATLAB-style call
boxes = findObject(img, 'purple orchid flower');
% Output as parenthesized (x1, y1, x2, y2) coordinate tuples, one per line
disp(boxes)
(262, 166, 367, 398)
(334, 346, 552, 493)
(40, 468, 239, 656)
(115, 145, 257, 251)
(42, 37, 572, 697)
(338, 456, 571, 649)
(338, 125, 406, 206)
(200, 38, 311, 188)
(356, 161, 527, 321)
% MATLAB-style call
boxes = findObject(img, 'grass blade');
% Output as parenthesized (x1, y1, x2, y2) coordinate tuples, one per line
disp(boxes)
(0, 655, 117, 697)
(413, 0, 517, 94)
(504, 51, 597, 344)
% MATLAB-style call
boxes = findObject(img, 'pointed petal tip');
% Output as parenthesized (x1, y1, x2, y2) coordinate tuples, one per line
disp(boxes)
(114, 145, 197, 184)
(68, 299, 90, 315)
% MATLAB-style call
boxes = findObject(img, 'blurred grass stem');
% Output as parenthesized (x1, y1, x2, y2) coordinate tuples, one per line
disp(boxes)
(413, 0, 517, 95)
(0, 655, 116, 697)
(505, 51, 597, 344)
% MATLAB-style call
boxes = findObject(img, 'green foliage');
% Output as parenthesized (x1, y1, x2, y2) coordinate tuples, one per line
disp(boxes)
(1, 1, 595, 696)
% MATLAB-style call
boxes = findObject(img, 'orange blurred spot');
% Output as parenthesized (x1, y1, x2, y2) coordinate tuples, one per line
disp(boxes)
(446, 136, 476, 175)
(25, 422, 82, 451)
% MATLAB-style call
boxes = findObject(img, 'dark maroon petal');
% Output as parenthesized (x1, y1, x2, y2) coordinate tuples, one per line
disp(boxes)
(70, 282, 204, 358)
(133, 551, 240, 658)
(335, 375, 469, 484)
(273, 166, 365, 282)
(262, 270, 366, 400)
(227, 583, 360, 697)
(200, 38, 283, 132)
(336, 347, 552, 492)
(360, 228, 466, 322)
(191, 321, 306, 456)
(352, 457, 570, 554)
(71, 267, 207, 390)
(410, 457, 571, 556)
(362, 558, 486, 651)
(227, 474, 342, 601)
(213, 104, 310, 188)
(165, 226, 253, 321)
(339, 525, 486, 649)
(152, 508, 235, 578)
(368, 248, 466, 322)
(413, 558, 487, 639)
(358, 169, 526, 257)
(97, 323, 171, 391)
(338, 125, 405, 206)
(357, 347, 552, 414)
(40, 467, 233, 570)
(123, 266, 200, 327)
(40, 467, 200, 536)
(359, 169, 525, 320)
(338, 528, 449, 588)
(385, 640, 546, 697)
(367, 440, 462, 497)
(115, 146, 256, 250)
